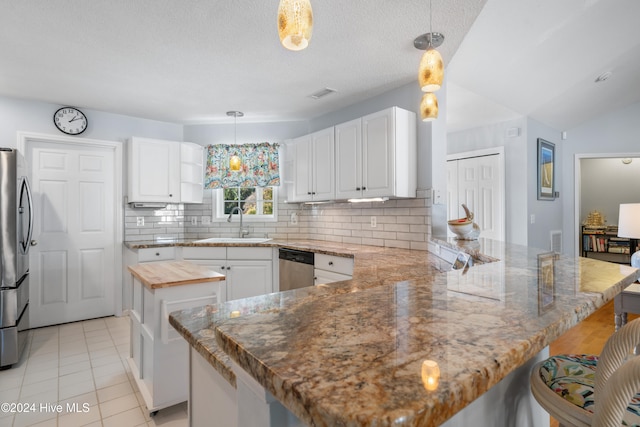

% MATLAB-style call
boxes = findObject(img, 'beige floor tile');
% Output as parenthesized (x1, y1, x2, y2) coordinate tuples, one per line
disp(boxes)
(23, 367, 59, 385)
(99, 392, 140, 418)
(0, 415, 14, 427)
(82, 319, 107, 332)
(19, 377, 58, 399)
(0, 386, 21, 402)
(103, 406, 146, 427)
(59, 379, 96, 401)
(57, 404, 101, 427)
(89, 347, 119, 360)
(26, 417, 58, 427)
(97, 380, 135, 403)
(59, 352, 90, 367)
(59, 369, 94, 389)
(94, 371, 129, 390)
(59, 391, 98, 410)
(0, 375, 23, 390)
(92, 360, 125, 379)
(12, 409, 57, 427)
(59, 360, 92, 376)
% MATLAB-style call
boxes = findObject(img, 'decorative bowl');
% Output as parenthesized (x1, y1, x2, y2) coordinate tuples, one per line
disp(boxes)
(447, 218, 473, 237)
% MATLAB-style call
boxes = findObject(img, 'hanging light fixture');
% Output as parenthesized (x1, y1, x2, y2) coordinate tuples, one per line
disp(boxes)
(414, 0, 445, 92)
(420, 93, 439, 122)
(227, 111, 243, 172)
(277, 0, 313, 51)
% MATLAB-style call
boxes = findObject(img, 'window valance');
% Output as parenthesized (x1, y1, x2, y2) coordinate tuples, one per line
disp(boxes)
(204, 142, 280, 189)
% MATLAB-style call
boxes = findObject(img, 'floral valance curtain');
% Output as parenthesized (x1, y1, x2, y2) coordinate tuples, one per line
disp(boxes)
(204, 142, 280, 189)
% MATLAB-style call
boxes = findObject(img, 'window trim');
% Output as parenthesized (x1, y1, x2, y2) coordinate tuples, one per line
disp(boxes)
(211, 186, 278, 222)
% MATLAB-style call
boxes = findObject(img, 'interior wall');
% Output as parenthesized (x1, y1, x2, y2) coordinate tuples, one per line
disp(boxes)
(183, 120, 309, 146)
(561, 101, 640, 256)
(0, 95, 183, 149)
(447, 117, 527, 245)
(580, 158, 640, 226)
(526, 117, 562, 251)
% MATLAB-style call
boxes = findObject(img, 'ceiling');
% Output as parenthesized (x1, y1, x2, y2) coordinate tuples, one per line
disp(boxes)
(1, 0, 639, 132)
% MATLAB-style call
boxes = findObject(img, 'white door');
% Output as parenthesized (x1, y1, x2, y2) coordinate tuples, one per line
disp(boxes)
(311, 128, 335, 201)
(27, 140, 118, 327)
(362, 109, 394, 197)
(226, 260, 273, 301)
(447, 150, 504, 241)
(335, 118, 362, 200)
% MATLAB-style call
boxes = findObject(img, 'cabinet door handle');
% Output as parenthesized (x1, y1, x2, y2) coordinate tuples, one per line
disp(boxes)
(362, 187, 366, 190)
(221, 266, 225, 270)
(169, 194, 173, 197)
(155, 252, 160, 256)
(328, 261, 334, 266)
(307, 192, 312, 195)
(356, 187, 361, 191)
(227, 266, 231, 270)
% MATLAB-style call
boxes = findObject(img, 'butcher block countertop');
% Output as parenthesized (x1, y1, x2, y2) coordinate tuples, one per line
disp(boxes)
(169, 238, 640, 426)
(128, 260, 225, 290)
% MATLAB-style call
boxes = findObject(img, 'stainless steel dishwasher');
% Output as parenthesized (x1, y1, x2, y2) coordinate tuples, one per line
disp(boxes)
(279, 248, 314, 291)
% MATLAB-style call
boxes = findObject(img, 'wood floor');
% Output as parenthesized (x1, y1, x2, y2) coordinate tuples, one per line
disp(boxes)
(546, 299, 638, 427)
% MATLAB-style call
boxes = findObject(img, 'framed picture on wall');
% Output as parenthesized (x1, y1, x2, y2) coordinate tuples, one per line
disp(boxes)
(537, 138, 556, 200)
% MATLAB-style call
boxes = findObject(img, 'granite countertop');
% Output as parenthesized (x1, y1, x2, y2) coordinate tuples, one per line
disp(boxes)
(169, 238, 639, 426)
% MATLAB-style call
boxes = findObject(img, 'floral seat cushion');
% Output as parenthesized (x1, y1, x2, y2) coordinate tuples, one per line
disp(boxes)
(539, 354, 640, 426)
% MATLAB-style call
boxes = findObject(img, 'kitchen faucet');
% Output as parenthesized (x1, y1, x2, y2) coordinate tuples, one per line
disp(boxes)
(227, 206, 249, 238)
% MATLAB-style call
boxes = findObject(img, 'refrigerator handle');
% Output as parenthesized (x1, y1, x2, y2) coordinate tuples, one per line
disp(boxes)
(20, 176, 35, 253)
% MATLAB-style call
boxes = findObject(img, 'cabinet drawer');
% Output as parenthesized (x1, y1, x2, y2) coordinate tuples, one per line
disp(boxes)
(138, 247, 176, 262)
(183, 247, 227, 260)
(227, 247, 272, 260)
(314, 253, 354, 276)
(314, 269, 352, 285)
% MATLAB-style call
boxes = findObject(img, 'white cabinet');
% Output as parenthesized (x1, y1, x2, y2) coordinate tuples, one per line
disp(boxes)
(335, 107, 417, 200)
(183, 247, 274, 301)
(314, 253, 354, 285)
(128, 263, 224, 413)
(127, 137, 204, 204)
(128, 137, 181, 203)
(289, 127, 335, 202)
(180, 142, 204, 204)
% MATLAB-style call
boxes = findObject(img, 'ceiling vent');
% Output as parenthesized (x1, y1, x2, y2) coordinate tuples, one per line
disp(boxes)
(309, 87, 337, 100)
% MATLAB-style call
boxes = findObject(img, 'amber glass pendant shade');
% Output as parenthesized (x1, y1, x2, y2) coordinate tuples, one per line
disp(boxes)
(418, 47, 444, 92)
(420, 92, 438, 121)
(229, 155, 242, 171)
(277, 0, 313, 51)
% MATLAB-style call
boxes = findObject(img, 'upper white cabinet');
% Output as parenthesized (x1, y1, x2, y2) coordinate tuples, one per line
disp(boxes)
(180, 142, 204, 204)
(128, 137, 204, 204)
(290, 127, 335, 202)
(336, 107, 417, 200)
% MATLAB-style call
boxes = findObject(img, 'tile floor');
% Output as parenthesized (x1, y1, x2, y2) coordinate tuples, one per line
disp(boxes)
(0, 316, 188, 427)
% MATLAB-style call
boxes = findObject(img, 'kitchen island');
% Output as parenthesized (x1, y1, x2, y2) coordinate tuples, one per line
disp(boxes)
(169, 239, 639, 426)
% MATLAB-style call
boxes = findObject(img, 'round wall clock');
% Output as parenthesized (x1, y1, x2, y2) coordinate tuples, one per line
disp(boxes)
(53, 107, 88, 135)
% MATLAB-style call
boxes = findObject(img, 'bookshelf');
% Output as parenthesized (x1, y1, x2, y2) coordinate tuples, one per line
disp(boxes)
(581, 225, 634, 264)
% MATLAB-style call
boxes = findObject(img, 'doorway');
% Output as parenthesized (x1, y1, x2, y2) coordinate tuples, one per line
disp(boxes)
(446, 147, 505, 241)
(18, 132, 123, 328)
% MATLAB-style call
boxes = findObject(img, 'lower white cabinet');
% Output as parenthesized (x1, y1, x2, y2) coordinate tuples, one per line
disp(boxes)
(129, 276, 223, 413)
(183, 247, 274, 301)
(314, 253, 354, 285)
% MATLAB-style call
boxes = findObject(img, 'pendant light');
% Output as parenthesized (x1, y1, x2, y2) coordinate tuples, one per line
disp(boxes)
(277, 0, 313, 51)
(420, 92, 439, 122)
(227, 111, 243, 172)
(414, 0, 445, 92)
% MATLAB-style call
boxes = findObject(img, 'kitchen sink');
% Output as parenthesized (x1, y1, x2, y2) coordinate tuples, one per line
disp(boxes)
(194, 237, 272, 244)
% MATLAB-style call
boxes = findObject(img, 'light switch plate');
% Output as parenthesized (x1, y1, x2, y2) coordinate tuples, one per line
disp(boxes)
(136, 217, 144, 226)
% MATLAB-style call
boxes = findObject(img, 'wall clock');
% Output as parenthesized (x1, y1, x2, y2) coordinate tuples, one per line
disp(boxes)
(53, 107, 88, 135)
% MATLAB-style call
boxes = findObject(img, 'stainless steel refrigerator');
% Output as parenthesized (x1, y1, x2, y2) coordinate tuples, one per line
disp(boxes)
(0, 147, 34, 369)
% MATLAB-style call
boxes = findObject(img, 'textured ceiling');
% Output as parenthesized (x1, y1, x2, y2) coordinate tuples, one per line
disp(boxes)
(1, 0, 638, 132)
(0, 0, 485, 125)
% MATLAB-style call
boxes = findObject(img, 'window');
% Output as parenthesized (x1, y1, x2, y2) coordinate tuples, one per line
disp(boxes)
(212, 186, 277, 221)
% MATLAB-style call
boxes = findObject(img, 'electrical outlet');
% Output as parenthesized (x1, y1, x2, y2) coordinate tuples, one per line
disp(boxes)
(201, 216, 211, 224)
(435, 244, 441, 255)
(371, 216, 377, 228)
(530, 214, 535, 224)
(191, 217, 197, 226)
(291, 212, 298, 225)
(136, 217, 144, 226)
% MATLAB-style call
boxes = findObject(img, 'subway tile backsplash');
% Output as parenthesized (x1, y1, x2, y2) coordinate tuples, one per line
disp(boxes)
(124, 189, 432, 250)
